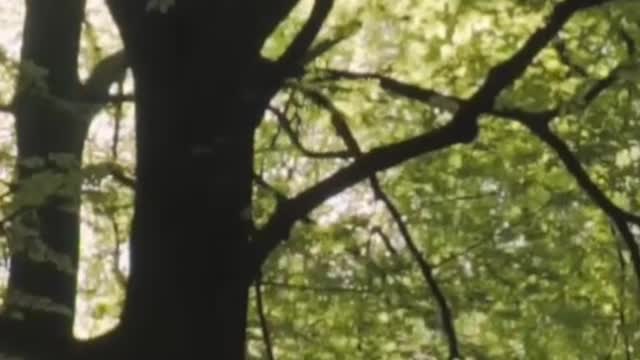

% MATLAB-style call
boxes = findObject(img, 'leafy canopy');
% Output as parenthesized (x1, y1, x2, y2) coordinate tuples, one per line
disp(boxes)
(0, 0, 639, 358)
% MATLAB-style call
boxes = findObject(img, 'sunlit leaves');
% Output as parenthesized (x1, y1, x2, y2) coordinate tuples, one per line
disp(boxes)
(250, 0, 640, 358)
(0, 0, 639, 357)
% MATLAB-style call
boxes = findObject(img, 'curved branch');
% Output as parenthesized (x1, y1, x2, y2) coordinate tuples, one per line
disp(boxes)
(267, 106, 352, 159)
(374, 183, 461, 358)
(302, 89, 461, 357)
(371, 227, 398, 256)
(318, 69, 462, 113)
(614, 237, 632, 360)
(108, 164, 136, 189)
(81, 50, 128, 103)
(518, 120, 640, 290)
(320, 36, 640, 284)
(326, 57, 640, 236)
(249, 119, 468, 278)
(253, 172, 288, 203)
(248, 0, 603, 282)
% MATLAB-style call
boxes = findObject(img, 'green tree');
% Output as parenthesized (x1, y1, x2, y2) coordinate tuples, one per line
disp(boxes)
(0, 0, 639, 359)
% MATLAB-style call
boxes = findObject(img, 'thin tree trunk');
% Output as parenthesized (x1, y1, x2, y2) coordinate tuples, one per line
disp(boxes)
(6, 1, 86, 352)
(0, 2, 127, 357)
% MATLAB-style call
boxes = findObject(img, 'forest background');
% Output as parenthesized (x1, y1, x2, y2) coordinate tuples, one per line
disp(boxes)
(0, 0, 639, 359)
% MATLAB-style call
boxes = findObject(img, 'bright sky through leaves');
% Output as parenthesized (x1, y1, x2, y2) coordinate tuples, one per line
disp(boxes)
(1, 0, 640, 358)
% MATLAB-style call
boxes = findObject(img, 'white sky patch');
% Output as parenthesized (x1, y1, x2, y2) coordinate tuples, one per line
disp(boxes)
(315, 185, 377, 226)
(0, 3, 24, 60)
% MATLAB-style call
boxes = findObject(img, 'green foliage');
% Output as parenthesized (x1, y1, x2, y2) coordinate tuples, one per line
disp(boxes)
(1, 0, 640, 357)
(250, 0, 640, 358)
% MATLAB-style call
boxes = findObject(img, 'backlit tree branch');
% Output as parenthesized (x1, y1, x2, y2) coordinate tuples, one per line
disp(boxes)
(249, 0, 609, 286)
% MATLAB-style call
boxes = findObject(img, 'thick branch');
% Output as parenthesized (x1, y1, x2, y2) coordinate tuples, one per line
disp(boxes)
(254, 172, 288, 203)
(74, 50, 130, 129)
(475, 0, 612, 99)
(277, 0, 335, 71)
(104, 1, 147, 46)
(355, 68, 640, 290)
(252, 172, 314, 226)
(405, 83, 640, 294)
(318, 70, 461, 113)
(302, 33, 351, 65)
(255, 0, 301, 52)
(249, 120, 467, 279)
(81, 50, 128, 103)
(248, 0, 600, 282)
(108, 164, 136, 189)
(519, 120, 640, 290)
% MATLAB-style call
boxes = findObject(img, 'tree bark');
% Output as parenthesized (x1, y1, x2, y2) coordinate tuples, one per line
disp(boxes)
(5, 0, 86, 352)
(0, 1, 320, 357)
(105, 2, 290, 357)
(0, 1, 127, 358)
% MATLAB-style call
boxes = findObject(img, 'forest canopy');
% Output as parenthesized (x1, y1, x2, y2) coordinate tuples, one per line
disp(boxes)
(1, 0, 640, 358)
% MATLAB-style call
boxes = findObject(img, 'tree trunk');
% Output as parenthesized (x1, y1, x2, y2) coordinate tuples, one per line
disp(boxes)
(0, 1, 301, 358)
(0, 2, 126, 358)
(5, 0, 86, 353)
(101, 1, 316, 356)
(107, 2, 279, 358)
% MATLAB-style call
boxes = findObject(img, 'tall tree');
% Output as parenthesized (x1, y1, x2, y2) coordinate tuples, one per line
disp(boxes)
(0, 0, 126, 357)
(0, 0, 637, 359)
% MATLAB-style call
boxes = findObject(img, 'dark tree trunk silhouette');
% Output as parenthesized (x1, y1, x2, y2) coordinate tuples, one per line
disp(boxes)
(106, 2, 298, 358)
(4, 1, 86, 355)
(0, 1, 308, 358)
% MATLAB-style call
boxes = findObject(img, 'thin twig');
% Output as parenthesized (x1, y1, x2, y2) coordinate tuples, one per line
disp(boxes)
(249, 0, 614, 311)
(371, 226, 398, 256)
(317, 31, 640, 293)
(111, 79, 125, 159)
(303, 89, 461, 358)
(433, 239, 490, 269)
(519, 121, 640, 291)
(255, 274, 276, 360)
(267, 106, 352, 159)
(553, 40, 589, 77)
(253, 172, 313, 225)
(614, 226, 632, 360)
(108, 164, 135, 189)
(109, 214, 127, 286)
(261, 279, 399, 297)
